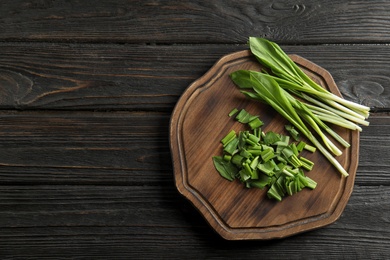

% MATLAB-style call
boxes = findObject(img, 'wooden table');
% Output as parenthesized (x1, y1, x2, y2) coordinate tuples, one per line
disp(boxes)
(0, 1, 389, 258)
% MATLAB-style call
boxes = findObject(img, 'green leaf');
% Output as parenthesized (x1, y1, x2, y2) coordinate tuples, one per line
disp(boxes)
(263, 131, 281, 145)
(235, 108, 259, 123)
(212, 156, 238, 181)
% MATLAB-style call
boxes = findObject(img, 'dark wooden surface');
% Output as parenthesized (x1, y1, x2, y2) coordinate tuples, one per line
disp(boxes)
(0, 0, 389, 258)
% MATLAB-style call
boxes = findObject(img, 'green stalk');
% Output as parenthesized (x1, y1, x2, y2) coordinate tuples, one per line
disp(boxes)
(259, 72, 369, 125)
(262, 95, 348, 177)
(233, 70, 349, 177)
(305, 103, 362, 131)
(308, 115, 351, 148)
(318, 95, 367, 120)
(270, 72, 369, 116)
(248, 37, 370, 119)
(295, 101, 350, 148)
(312, 111, 363, 132)
(286, 87, 367, 123)
(302, 82, 370, 116)
(252, 71, 351, 149)
(300, 92, 370, 126)
(308, 133, 349, 177)
(240, 90, 348, 176)
(284, 90, 350, 149)
(264, 73, 364, 132)
(299, 111, 343, 155)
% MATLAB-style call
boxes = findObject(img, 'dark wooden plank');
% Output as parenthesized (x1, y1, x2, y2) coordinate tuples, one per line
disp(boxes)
(0, 111, 172, 185)
(0, 111, 388, 186)
(1, 0, 390, 44)
(0, 42, 233, 111)
(0, 42, 243, 111)
(1, 43, 390, 111)
(357, 114, 390, 186)
(0, 185, 388, 259)
(0, 1, 388, 258)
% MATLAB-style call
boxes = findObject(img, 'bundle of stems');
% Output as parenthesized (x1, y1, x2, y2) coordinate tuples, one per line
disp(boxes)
(229, 37, 371, 177)
(248, 37, 370, 123)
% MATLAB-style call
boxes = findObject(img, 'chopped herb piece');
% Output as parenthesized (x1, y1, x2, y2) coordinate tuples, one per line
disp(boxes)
(223, 137, 239, 155)
(258, 160, 276, 176)
(223, 154, 232, 161)
(229, 108, 239, 117)
(235, 109, 259, 123)
(250, 156, 260, 170)
(296, 141, 306, 152)
(247, 174, 271, 189)
(260, 147, 275, 162)
(239, 168, 251, 181)
(289, 143, 298, 156)
(245, 137, 258, 147)
(253, 127, 261, 139)
(285, 125, 300, 141)
(212, 156, 238, 181)
(251, 168, 259, 179)
(299, 156, 315, 171)
(238, 131, 246, 150)
(212, 108, 318, 201)
(248, 133, 260, 144)
(281, 147, 293, 159)
(247, 147, 262, 156)
(221, 130, 236, 146)
(267, 182, 283, 201)
(240, 149, 252, 159)
(275, 135, 290, 147)
(248, 117, 264, 129)
(263, 131, 281, 145)
(303, 175, 317, 190)
(231, 154, 244, 166)
(304, 143, 317, 153)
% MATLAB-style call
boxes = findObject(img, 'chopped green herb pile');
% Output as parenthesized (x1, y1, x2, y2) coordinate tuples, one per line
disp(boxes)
(212, 109, 317, 202)
(229, 37, 371, 177)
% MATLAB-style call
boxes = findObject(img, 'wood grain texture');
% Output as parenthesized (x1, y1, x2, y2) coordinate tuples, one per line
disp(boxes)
(0, 111, 171, 185)
(1, 0, 390, 44)
(0, 0, 389, 257)
(0, 114, 385, 250)
(357, 115, 390, 186)
(0, 186, 388, 258)
(0, 42, 224, 111)
(1, 43, 390, 111)
(0, 112, 387, 187)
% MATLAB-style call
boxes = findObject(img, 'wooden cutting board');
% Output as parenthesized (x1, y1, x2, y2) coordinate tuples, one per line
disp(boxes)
(170, 50, 359, 240)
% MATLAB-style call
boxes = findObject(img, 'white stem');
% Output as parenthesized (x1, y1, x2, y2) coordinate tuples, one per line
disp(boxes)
(305, 103, 363, 131)
(302, 82, 370, 115)
(302, 93, 370, 126)
(313, 112, 362, 132)
(309, 134, 349, 177)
